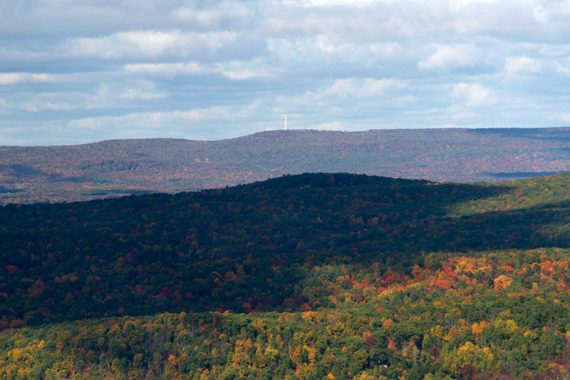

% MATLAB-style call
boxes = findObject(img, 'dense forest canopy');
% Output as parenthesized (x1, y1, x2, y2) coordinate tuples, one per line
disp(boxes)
(0, 172, 569, 378)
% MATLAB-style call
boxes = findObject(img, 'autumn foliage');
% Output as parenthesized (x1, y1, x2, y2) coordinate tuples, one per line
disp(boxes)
(0, 173, 569, 378)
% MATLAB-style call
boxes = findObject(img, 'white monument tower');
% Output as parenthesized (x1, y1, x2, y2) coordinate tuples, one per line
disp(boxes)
(284, 114, 288, 130)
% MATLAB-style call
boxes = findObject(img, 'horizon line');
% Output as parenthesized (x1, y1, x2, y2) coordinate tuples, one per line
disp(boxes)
(2, 125, 570, 148)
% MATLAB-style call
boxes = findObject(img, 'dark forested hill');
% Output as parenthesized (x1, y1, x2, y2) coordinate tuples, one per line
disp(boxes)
(0, 173, 569, 378)
(2, 127, 570, 204)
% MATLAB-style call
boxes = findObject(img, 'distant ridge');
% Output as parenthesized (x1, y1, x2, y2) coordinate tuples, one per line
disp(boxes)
(1, 127, 570, 204)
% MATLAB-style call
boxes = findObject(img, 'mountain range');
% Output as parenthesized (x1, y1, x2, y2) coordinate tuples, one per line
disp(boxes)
(2, 127, 570, 204)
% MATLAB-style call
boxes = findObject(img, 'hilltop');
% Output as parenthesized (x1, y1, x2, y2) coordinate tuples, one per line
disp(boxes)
(2, 127, 570, 204)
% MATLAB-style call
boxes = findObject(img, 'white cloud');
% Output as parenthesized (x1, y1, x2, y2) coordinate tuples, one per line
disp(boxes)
(294, 0, 376, 6)
(0, 73, 55, 85)
(448, 0, 501, 11)
(68, 30, 180, 59)
(117, 84, 167, 101)
(174, 1, 253, 28)
(505, 55, 543, 75)
(87, 81, 168, 106)
(124, 60, 273, 81)
(322, 78, 406, 98)
(20, 101, 78, 113)
(553, 60, 570, 76)
(123, 62, 205, 77)
(417, 45, 482, 71)
(216, 60, 274, 80)
(267, 36, 347, 63)
(368, 42, 406, 58)
(451, 83, 492, 107)
(219, 69, 267, 81)
(503, 55, 570, 77)
(66, 30, 237, 60)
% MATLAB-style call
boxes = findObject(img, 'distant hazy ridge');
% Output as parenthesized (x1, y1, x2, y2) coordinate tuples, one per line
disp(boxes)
(2, 128, 570, 204)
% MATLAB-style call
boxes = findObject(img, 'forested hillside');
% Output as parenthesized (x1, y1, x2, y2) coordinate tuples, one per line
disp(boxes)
(2, 127, 570, 204)
(0, 173, 569, 378)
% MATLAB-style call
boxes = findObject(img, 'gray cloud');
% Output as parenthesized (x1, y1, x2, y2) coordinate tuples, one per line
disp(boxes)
(1, 0, 570, 145)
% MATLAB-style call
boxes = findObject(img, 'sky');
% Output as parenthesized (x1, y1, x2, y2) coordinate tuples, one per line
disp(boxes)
(1, 0, 570, 145)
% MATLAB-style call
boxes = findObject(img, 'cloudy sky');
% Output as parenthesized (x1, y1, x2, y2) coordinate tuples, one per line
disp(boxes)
(1, 0, 570, 145)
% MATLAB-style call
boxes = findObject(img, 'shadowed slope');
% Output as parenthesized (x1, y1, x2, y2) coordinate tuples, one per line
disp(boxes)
(1, 173, 569, 328)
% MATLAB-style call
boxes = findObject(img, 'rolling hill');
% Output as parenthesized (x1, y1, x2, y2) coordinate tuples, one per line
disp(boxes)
(2, 127, 570, 204)
(0, 172, 569, 378)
